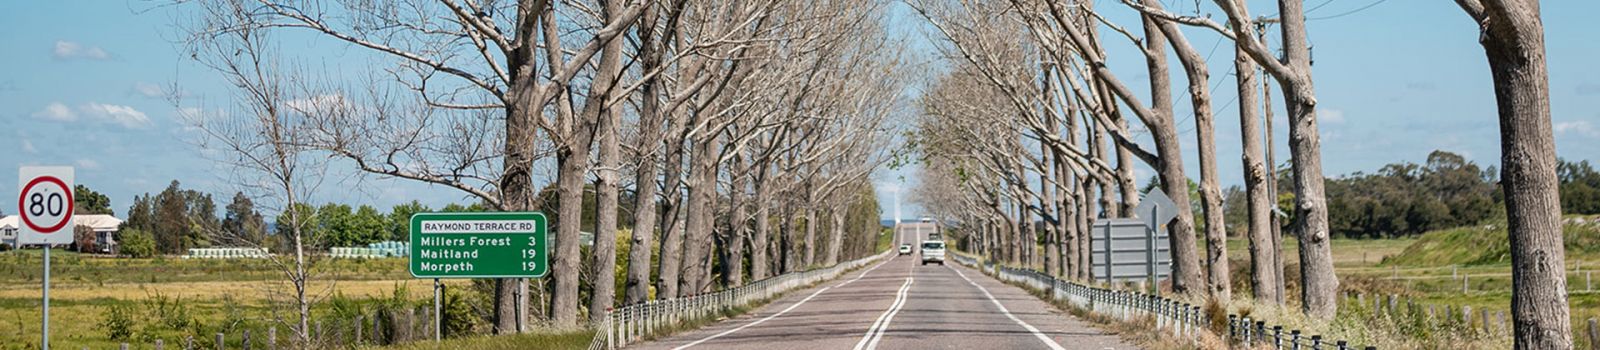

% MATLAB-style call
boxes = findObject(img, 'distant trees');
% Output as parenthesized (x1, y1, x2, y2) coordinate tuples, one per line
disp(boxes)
(223, 192, 268, 246)
(74, 184, 113, 215)
(121, 180, 218, 254)
(1559, 159, 1600, 214)
(1325, 151, 1499, 238)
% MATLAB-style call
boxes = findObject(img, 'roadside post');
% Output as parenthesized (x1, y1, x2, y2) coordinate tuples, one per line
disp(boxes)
(18, 166, 75, 350)
(410, 212, 547, 341)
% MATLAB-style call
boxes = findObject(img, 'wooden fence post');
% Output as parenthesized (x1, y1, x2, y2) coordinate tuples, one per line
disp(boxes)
(215, 333, 224, 350)
(268, 327, 276, 350)
(1587, 318, 1597, 350)
(155, 339, 164, 350)
(185, 335, 194, 350)
(120, 343, 129, 350)
(355, 315, 364, 345)
(243, 329, 252, 350)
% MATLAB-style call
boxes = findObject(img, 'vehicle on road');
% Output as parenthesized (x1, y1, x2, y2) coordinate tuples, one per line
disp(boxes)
(898, 244, 912, 255)
(920, 241, 945, 265)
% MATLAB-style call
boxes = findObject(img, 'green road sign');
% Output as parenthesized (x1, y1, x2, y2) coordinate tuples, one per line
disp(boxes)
(410, 212, 548, 278)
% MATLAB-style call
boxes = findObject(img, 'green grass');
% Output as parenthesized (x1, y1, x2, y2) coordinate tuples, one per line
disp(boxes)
(366, 330, 595, 350)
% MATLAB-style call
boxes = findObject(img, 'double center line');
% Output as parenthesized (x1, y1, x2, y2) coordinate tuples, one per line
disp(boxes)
(852, 259, 915, 350)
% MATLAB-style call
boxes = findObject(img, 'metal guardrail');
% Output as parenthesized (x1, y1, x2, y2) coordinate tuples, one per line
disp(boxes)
(585, 249, 895, 350)
(949, 253, 1375, 350)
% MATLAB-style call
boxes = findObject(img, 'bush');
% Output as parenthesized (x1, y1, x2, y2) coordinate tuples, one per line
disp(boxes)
(0, 243, 11, 251)
(121, 229, 157, 258)
(101, 303, 140, 341)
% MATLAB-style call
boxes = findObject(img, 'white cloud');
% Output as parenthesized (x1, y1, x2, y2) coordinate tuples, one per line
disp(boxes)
(286, 94, 350, 116)
(52, 41, 110, 61)
(33, 102, 77, 121)
(1321, 109, 1346, 124)
(81, 103, 152, 128)
(133, 82, 166, 98)
(75, 159, 102, 170)
(1555, 121, 1600, 138)
(21, 140, 38, 154)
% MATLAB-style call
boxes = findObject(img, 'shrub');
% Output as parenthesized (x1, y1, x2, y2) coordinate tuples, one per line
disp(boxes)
(121, 229, 157, 258)
(101, 303, 140, 341)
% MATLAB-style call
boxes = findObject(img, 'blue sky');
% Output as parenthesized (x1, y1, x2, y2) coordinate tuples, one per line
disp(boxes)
(3, 1, 1598, 220)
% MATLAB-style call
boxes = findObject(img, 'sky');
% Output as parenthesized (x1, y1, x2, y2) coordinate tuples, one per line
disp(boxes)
(3, 1, 1598, 221)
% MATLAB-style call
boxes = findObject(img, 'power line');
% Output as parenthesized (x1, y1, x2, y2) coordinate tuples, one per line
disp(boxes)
(1308, 0, 1391, 21)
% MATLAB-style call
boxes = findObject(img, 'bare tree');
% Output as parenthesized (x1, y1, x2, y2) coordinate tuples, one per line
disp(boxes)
(179, 3, 326, 345)
(1454, 0, 1571, 347)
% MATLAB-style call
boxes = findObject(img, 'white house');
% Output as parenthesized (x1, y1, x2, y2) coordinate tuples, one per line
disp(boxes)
(0, 214, 123, 252)
(76, 214, 124, 253)
(0, 215, 17, 248)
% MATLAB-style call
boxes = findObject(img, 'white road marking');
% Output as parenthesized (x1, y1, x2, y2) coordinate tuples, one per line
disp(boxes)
(948, 265, 1067, 350)
(853, 261, 915, 350)
(672, 256, 896, 350)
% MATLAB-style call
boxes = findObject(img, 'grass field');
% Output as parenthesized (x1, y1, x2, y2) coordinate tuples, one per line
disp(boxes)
(0, 251, 469, 350)
(1207, 217, 1600, 348)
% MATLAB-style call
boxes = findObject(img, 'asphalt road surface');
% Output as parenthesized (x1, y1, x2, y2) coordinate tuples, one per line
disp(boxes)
(633, 223, 1134, 350)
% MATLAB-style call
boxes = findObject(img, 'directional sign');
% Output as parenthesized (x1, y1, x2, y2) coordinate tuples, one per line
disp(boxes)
(1133, 189, 1178, 228)
(18, 166, 75, 245)
(409, 212, 547, 278)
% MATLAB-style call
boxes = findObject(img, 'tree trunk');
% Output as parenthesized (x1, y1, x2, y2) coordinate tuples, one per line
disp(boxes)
(623, 0, 665, 307)
(724, 156, 748, 287)
(584, 0, 627, 319)
(781, 200, 796, 273)
(826, 208, 846, 266)
(656, 139, 687, 299)
(553, 127, 596, 327)
(1234, 25, 1281, 304)
(751, 173, 773, 280)
(496, 47, 539, 332)
(1460, 0, 1572, 347)
(1153, 10, 1230, 301)
(1275, 0, 1338, 319)
(1137, 5, 1202, 295)
(803, 206, 818, 268)
(680, 132, 719, 295)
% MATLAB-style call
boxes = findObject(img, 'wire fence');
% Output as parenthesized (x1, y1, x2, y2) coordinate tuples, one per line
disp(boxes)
(584, 249, 896, 350)
(950, 253, 1376, 350)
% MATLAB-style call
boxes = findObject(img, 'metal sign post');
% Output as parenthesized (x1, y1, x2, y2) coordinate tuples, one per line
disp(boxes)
(19, 166, 75, 350)
(433, 278, 442, 342)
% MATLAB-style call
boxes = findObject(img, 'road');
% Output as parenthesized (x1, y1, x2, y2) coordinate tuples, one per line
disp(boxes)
(633, 223, 1133, 350)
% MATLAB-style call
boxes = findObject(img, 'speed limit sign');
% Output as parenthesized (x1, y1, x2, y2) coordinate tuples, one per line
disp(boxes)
(18, 166, 74, 245)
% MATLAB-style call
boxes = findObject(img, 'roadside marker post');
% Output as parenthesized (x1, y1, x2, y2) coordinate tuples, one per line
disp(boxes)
(18, 166, 75, 350)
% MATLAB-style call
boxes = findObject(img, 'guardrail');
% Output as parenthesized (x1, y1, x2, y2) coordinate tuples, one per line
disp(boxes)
(949, 253, 1375, 350)
(585, 249, 896, 350)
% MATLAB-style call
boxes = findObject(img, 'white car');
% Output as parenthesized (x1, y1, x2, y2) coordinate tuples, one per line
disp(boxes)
(920, 241, 945, 265)
(898, 244, 913, 255)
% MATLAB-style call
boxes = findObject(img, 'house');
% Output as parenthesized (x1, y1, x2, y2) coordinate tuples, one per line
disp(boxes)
(0, 214, 123, 252)
(0, 216, 17, 248)
(75, 215, 124, 253)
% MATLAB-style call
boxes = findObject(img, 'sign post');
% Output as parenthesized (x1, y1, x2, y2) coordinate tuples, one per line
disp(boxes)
(19, 166, 75, 350)
(410, 212, 547, 340)
(1132, 190, 1177, 296)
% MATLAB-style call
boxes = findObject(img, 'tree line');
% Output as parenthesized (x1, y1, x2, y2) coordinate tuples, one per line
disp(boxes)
(906, 0, 1571, 347)
(175, 0, 905, 343)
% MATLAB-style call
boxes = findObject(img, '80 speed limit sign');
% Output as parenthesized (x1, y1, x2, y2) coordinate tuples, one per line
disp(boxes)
(18, 166, 74, 245)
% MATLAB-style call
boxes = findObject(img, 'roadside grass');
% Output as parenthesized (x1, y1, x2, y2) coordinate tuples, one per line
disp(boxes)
(0, 251, 462, 350)
(364, 330, 595, 350)
(973, 217, 1600, 349)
